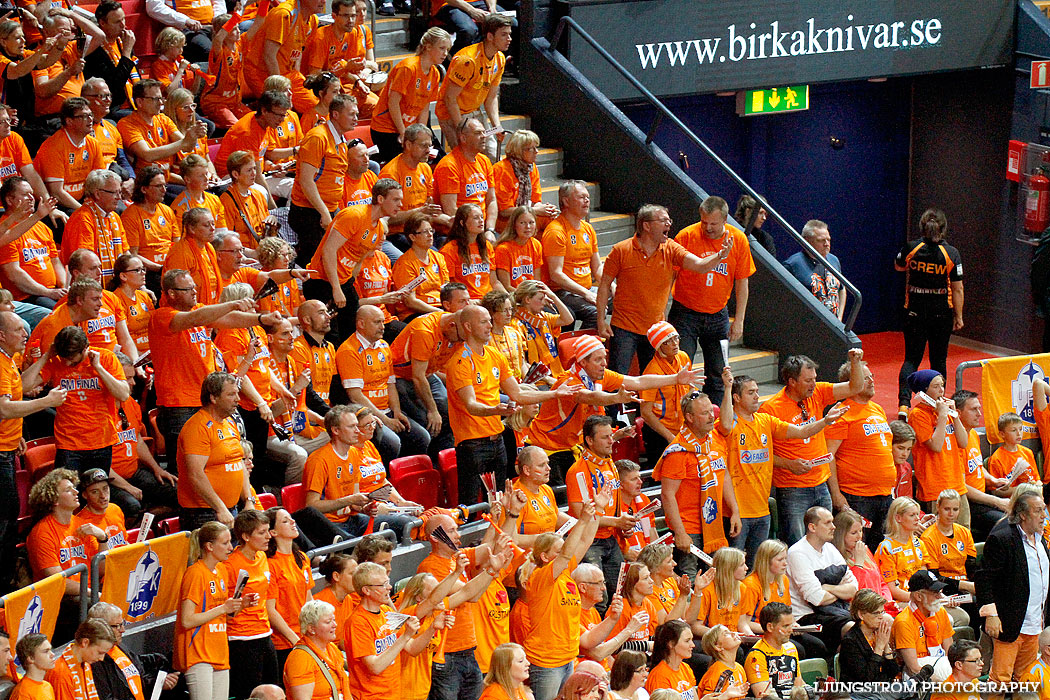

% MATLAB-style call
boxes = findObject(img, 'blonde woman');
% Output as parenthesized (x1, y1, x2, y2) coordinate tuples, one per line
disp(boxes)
(873, 497, 935, 604)
(480, 643, 533, 700)
(492, 130, 559, 225)
(165, 88, 214, 173)
(694, 547, 746, 638)
(697, 625, 748, 700)
(638, 542, 704, 625)
(919, 489, 976, 595)
(505, 386, 541, 457)
(495, 207, 544, 294)
(512, 280, 573, 375)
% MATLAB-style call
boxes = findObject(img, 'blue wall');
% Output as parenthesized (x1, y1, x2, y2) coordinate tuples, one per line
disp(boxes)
(622, 79, 912, 335)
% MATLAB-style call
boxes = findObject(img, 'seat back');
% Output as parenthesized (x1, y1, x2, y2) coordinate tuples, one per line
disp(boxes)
(392, 470, 444, 510)
(556, 329, 599, 369)
(16, 469, 30, 517)
(282, 483, 306, 513)
(257, 492, 278, 510)
(798, 658, 828, 685)
(25, 444, 57, 483)
(437, 449, 457, 508)
(390, 455, 433, 480)
(160, 517, 181, 535)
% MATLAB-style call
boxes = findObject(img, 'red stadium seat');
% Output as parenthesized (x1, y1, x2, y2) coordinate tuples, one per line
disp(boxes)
(25, 444, 56, 484)
(160, 517, 180, 535)
(257, 492, 278, 510)
(16, 469, 29, 517)
(346, 125, 373, 146)
(282, 483, 305, 513)
(208, 142, 220, 163)
(24, 436, 55, 451)
(894, 461, 913, 499)
(437, 449, 457, 508)
(634, 416, 646, 454)
(612, 431, 638, 463)
(147, 408, 165, 458)
(126, 528, 140, 543)
(390, 455, 433, 480)
(392, 469, 443, 510)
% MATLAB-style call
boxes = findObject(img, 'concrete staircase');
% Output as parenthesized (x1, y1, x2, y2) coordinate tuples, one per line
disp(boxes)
(371, 13, 782, 398)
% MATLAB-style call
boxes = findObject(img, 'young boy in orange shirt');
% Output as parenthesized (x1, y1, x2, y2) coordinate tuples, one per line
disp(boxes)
(890, 420, 916, 500)
(11, 634, 55, 700)
(987, 412, 1040, 494)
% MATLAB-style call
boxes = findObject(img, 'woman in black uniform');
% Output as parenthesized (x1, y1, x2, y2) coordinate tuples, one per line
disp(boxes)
(894, 208, 965, 417)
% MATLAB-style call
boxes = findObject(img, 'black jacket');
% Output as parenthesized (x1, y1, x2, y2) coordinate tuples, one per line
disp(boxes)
(838, 623, 900, 683)
(91, 644, 168, 700)
(976, 518, 1050, 643)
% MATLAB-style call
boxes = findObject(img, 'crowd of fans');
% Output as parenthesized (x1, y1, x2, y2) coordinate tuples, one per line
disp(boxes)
(0, 0, 1040, 700)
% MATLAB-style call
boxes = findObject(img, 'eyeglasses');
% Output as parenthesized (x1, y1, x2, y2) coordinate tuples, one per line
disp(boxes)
(347, 138, 365, 148)
(171, 286, 196, 292)
(362, 582, 391, 589)
(99, 189, 121, 196)
(580, 580, 604, 586)
(0, 119, 12, 126)
(142, 95, 165, 102)
(124, 267, 145, 273)
(218, 248, 243, 255)
(84, 93, 112, 100)
(108, 622, 126, 630)
(73, 114, 93, 121)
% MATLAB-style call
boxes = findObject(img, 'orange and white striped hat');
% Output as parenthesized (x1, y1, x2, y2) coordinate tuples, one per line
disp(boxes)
(647, 321, 678, 350)
(572, 335, 605, 362)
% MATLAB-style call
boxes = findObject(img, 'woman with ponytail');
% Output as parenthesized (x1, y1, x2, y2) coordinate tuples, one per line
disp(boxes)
(176, 522, 248, 700)
(224, 510, 278, 699)
(265, 507, 313, 670)
(894, 208, 965, 415)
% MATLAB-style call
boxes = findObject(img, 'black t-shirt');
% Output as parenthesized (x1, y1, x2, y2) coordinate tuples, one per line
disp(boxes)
(895, 238, 963, 313)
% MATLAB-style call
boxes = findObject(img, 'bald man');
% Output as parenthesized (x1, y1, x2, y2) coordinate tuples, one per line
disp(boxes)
(447, 304, 577, 503)
(249, 684, 286, 700)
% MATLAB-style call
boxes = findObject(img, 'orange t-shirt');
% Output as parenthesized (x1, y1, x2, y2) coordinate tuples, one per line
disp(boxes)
(33, 129, 104, 201)
(176, 409, 245, 508)
(214, 326, 275, 410)
(202, 42, 244, 116)
(314, 586, 355, 642)
(541, 216, 598, 290)
(512, 310, 563, 375)
(291, 335, 337, 404)
(242, 1, 317, 96)
(283, 637, 352, 700)
(401, 602, 445, 700)
(223, 547, 272, 639)
(162, 237, 223, 306)
(310, 204, 387, 285)
(492, 159, 541, 214)
(91, 119, 123, 170)
(739, 572, 791, 623)
(526, 367, 625, 452)
(27, 514, 89, 582)
(174, 560, 230, 671)
(114, 288, 153, 353)
(0, 221, 59, 300)
(270, 111, 303, 166)
(268, 550, 313, 650)
(221, 187, 270, 250)
(290, 122, 348, 212)
(602, 236, 689, 334)
(354, 252, 395, 322)
(121, 202, 180, 266)
(303, 442, 357, 523)
(523, 556, 580, 668)
(391, 249, 450, 319)
(336, 332, 395, 410)
(645, 660, 696, 697)
(512, 480, 559, 535)
(389, 311, 459, 380)
(346, 604, 403, 700)
(40, 348, 121, 450)
(446, 343, 511, 444)
(988, 445, 1039, 484)
(344, 170, 378, 209)
(920, 523, 976, 580)
(24, 292, 125, 366)
(963, 428, 985, 492)
(372, 55, 441, 134)
(758, 382, 837, 489)
(117, 113, 180, 179)
(672, 224, 755, 313)
(171, 190, 228, 239)
(698, 582, 744, 629)
(493, 238, 543, 290)
(0, 350, 23, 451)
(718, 411, 789, 519)
(11, 677, 56, 700)
(565, 448, 620, 540)
(0, 130, 32, 185)
(433, 147, 493, 209)
(908, 404, 966, 501)
(435, 43, 505, 120)
(473, 577, 512, 674)
(111, 397, 144, 479)
(418, 550, 477, 653)
(891, 604, 952, 658)
(653, 428, 729, 550)
(215, 112, 271, 178)
(699, 661, 747, 698)
(148, 306, 218, 408)
(874, 535, 936, 590)
(639, 350, 691, 435)
(606, 594, 659, 643)
(75, 504, 128, 562)
(351, 440, 387, 495)
(45, 645, 98, 700)
(817, 398, 894, 497)
(378, 155, 434, 222)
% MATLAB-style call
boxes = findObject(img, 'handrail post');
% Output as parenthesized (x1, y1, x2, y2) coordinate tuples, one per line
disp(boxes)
(955, 359, 985, 393)
(644, 113, 662, 145)
(544, 16, 864, 333)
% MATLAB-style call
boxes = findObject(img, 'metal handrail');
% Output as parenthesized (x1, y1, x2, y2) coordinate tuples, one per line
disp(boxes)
(547, 16, 864, 333)
(955, 359, 986, 393)
(87, 532, 193, 617)
(0, 565, 89, 635)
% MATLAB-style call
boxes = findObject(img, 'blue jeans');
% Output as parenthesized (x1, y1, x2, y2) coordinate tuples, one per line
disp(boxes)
(381, 240, 402, 264)
(55, 446, 112, 475)
(554, 289, 597, 330)
(607, 325, 655, 376)
(667, 301, 729, 404)
(429, 647, 482, 700)
(372, 414, 431, 463)
(842, 492, 893, 552)
(731, 515, 770, 567)
(583, 535, 623, 609)
(776, 483, 832, 545)
(528, 662, 573, 700)
(21, 295, 56, 310)
(0, 450, 17, 589)
(13, 300, 48, 331)
(435, 0, 516, 54)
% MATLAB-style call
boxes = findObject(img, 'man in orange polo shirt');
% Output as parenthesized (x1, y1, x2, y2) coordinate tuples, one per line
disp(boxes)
(289, 94, 358, 269)
(23, 325, 130, 475)
(891, 570, 953, 677)
(338, 304, 430, 462)
(720, 365, 846, 566)
(667, 196, 755, 404)
(148, 268, 281, 470)
(0, 310, 66, 591)
(541, 181, 601, 330)
(825, 359, 898, 550)
(435, 14, 513, 159)
(526, 334, 702, 485)
(33, 97, 105, 211)
(597, 203, 733, 376)
(434, 118, 498, 232)
(117, 80, 205, 183)
(448, 304, 575, 503)
(306, 179, 403, 343)
(163, 208, 223, 305)
(757, 349, 864, 544)
(302, 404, 374, 543)
(381, 124, 450, 240)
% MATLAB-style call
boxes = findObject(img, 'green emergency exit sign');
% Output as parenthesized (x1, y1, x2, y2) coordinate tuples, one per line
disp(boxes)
(737, 85, 810, 116)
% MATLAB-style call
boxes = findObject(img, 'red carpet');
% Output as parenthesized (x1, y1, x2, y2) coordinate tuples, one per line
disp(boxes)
(857, 332, 1012, 411)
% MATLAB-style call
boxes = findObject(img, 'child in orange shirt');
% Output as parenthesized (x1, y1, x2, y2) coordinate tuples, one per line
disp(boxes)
(695, 548, 748, 638)
(201, 15, 250, 129)
(150, 28, 213, 95)
(12, 634, 56, 700)
(45, 619, 116, 700)
(225, 510, 278, 700)
(479, 643, 531, 700)
(988, 412, 1040, 494)
(175, 522, 248, 700)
